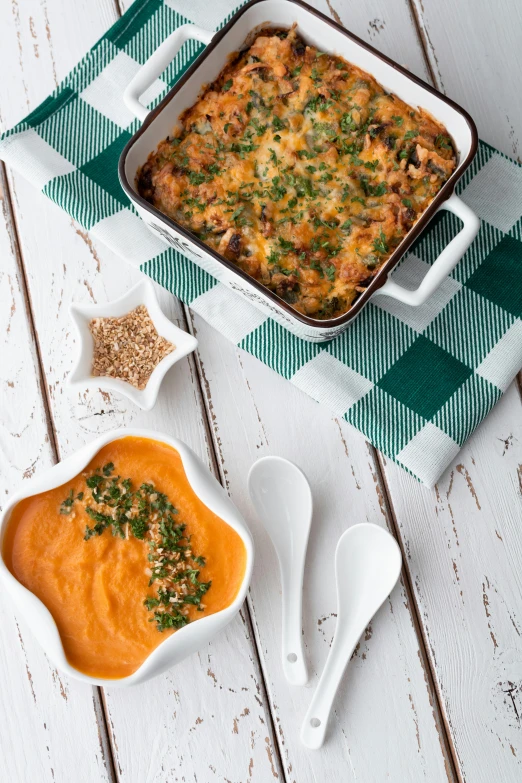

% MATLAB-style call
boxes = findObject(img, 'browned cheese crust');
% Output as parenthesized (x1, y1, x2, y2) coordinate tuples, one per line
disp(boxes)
(138, 26, 456, 319)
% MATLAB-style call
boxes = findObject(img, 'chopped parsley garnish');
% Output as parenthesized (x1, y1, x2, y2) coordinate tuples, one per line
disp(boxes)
(296, 149, 315, 160)
(60, 489, 84, 515)
(61, 464, 211, 632)
(340, 112, 357, 133)
(364, 160, 379, 172)
(435, 134, 453, 150)
(278, 236, 295, 254)
(250, 117, 267, 136)
(188, 171, 207, 186)
(368, 181, 388, 197)
(231, 205, 245, 222)
(373, 230, 389, 255)
(325, 265, 336, 281)
(270, 176, 287, 201)
(137, 29, 456, 324)
(310, 259, 324, 277)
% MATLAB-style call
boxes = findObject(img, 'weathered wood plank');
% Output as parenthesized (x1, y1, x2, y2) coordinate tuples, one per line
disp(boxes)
(189, 310, 456, 782)
(313, 0, 431, 81)
(3, 1, 520, 782)
(411, 0, 522, 159)
(381, 382, 522, 781)
(383, 1, 522, 778)
(0, 166, 113, 782)
(0, 1, 283, 780)
(121, 0, 461, 779)
(169, 1, 522, 780)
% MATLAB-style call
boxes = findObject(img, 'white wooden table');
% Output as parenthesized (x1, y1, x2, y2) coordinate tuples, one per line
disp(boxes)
(1, 1, 521, 781)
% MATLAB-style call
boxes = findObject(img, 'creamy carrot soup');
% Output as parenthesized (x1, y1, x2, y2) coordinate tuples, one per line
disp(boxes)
(3, 437, 246, 679)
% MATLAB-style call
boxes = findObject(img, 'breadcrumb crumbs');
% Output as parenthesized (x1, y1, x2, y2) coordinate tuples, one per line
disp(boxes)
(89, 305, 175, 390)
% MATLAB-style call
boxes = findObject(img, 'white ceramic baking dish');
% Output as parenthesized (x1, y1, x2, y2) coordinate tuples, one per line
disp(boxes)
(0, 429, 254, 687)
(119, 0, 479, 342)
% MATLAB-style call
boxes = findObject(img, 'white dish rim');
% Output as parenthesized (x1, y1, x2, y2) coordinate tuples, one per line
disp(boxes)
(0, 428, 254, 687)
(118, 0, 479, 338)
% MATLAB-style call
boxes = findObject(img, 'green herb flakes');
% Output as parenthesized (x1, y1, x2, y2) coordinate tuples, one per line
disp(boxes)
(373, 230, 389, 255)
(61, 464, 211, 632)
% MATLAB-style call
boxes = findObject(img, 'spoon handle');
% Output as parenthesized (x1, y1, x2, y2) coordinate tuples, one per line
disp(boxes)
(281, 563, 308, 686)
(300, 619, 363, 749)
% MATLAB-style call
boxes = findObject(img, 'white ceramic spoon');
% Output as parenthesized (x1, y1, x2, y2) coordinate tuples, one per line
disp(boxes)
(301, 523, 402, 749)
(248, 456, 312, 686)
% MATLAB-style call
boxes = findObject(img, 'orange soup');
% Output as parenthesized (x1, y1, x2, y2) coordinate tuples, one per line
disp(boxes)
(3, 437, 247, 679)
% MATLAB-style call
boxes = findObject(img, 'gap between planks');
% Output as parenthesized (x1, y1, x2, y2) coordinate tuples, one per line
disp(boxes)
(374, 448, 463, 783)
(1, 164, 59, 465)
(184, 306, 460, 782)
(0, 161, 118, 782)
(4, 77, 286, 783)
(110, 2, 285, 775)
(4, 1, 504, 779)
(400, 2, 522, 775)
(3, 0, 284, 770)
(121, 0, 461, 776)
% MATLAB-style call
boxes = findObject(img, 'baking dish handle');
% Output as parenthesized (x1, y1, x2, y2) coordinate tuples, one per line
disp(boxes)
(373, 194, 479, 307)
(123, 24, 215, 122)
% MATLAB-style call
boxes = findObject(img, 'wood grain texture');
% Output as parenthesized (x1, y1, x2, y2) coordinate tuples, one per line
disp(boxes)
(313, 0, 431, 81)
(164, 1, 522, 780)
(0, 167, 114, 782)
(189, 312, 456, 782)
(411, 0, 522, 159)
(114, 5, 456, 779)
(0, 1, 282, 781)
(319, 0, 522, 779)
(1, 0, 521, 781)
(381, 382, 522, 781)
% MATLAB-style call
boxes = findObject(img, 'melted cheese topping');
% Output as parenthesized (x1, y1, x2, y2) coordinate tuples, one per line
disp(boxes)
(138, 27, 456, 319)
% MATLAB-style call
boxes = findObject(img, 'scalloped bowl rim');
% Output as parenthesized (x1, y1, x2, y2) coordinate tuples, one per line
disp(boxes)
(0, 428, 254, 687)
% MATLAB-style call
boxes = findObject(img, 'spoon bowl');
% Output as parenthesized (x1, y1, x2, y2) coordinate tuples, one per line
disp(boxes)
(248, 457, 312, 686)
(301, 523, 402, 748)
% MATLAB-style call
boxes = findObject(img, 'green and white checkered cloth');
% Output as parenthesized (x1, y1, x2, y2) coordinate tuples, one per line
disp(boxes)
(2, 0, 521, 487)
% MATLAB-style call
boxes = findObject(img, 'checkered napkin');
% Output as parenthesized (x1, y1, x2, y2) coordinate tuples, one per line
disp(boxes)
(2, 0, 521, 487)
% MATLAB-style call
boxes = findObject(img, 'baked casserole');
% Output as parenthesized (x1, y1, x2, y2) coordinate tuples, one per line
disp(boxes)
(137, 26, 457, 320)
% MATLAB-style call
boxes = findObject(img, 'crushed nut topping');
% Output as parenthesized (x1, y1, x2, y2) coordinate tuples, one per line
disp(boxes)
(61, 462, 211, 632)
(89, 305, 175, 390)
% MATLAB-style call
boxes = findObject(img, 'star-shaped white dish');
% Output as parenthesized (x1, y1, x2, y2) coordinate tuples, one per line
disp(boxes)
(68, 279, 198, 410)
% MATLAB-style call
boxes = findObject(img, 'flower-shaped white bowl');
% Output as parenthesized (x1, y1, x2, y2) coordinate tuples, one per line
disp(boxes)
(0, 428, 254, 687)
(68, 279, 198, 410)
